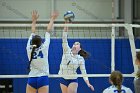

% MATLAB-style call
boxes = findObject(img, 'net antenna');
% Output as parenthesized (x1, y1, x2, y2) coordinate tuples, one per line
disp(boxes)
(111, 0, 116, 72)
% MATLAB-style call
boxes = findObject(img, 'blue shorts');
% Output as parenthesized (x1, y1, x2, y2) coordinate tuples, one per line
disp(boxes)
(27, 76, 49, 89)
(59, 78, 78, 87)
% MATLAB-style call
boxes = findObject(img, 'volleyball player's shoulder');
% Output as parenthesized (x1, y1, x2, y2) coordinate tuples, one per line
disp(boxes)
(122, 85, 130, 89)
(78, 55, 85, 64)
(122, 86, 133, 92)
(103, 86, 112, 93)
(30, 33, 36, 37)
(78, 55, 84, 60)
(45, 32, 50, 35)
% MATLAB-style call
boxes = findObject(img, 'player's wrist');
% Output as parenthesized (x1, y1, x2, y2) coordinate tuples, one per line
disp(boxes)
(87, 83, 91, 87)
(32, 21, 37, 24)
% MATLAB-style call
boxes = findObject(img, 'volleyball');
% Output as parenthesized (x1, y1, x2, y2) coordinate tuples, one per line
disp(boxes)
(64, 11, 75, 22)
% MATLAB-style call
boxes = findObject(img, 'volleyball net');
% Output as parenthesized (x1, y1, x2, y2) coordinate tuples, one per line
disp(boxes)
(0, 23, 140, 79)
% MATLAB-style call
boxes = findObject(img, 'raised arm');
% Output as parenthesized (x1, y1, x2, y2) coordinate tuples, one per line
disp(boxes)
(47, 11, 59, 32)
(80, 59, 94, 91)
(31, 10, 39, 33)
(26, 10, 39, 51)
(43, 11, 59, 48)
(62, 22, 70, 52)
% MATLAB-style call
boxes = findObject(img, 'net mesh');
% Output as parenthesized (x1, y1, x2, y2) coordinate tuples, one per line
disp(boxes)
(0, 23, 140, 93)
(0, 24, 140, 77)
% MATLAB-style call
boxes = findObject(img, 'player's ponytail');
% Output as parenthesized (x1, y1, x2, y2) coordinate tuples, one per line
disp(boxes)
(110, 71, 123, 93)
(30, 45, 37, 63)
(27, 45, 36, 71)
(78, 44, 89, 59)
(116, 76, 122, 93)
(78, 49, 89, 59)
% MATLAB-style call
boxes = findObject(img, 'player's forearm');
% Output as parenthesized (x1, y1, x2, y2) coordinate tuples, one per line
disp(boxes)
(64, 21, 69, 32)
(47, 17, 55, 32)
(63, 22, 68, 42)
(62, 31, 69, 52)
(85, 80, 90, 85)
(62, 31, 68, 42)
(32, 21, 36, 33)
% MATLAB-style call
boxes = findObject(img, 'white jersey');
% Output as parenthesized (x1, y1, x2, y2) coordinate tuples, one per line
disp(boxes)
(103, 85, 133, 93)
(26, 32, 50, 77)
(58, 31, 88, 81)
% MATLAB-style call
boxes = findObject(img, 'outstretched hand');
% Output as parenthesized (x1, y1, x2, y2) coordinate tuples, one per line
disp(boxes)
(32, 10, 39, 22)
(51, 11, 59, 20)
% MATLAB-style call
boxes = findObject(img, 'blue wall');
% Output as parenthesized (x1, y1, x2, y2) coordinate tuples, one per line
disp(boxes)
(0, 38, 140, 93)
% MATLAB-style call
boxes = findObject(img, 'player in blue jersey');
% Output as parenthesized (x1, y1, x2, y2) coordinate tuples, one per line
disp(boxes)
(58, 22, 94, 93)
(103, 71, 133, 93)
(26, 10, 58, 93)
(134, 52, 140, 93)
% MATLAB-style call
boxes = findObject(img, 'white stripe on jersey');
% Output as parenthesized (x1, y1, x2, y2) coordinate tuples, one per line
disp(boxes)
(58, 31, 88, 81)
(103, 85, 133, 93)
(26, 32, 50, 77)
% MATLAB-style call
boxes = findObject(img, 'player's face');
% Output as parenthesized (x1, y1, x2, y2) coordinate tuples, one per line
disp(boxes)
(72, 42, 81, 53)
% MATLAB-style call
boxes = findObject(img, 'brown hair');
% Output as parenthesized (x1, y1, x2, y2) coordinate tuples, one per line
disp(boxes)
(78, 44, 89, 59)
(78, 43, 89, 58)
(31, 35, 42, 48)
(110, 71, 123, 93)
(78, 49, 89, 59)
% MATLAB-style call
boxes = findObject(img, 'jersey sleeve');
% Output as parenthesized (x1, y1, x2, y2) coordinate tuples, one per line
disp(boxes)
(26, 33, 35, 60)
(42, 32, 50, 48)
(26, 33, 35, 52)
(62, 31, 70, 53)
(79, 58, 89, 81)
(102, 88, 108, 93)
(127, 88, 133, 93)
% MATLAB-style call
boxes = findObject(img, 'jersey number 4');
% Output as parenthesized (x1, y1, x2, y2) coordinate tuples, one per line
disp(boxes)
(32, 51, 43, 59)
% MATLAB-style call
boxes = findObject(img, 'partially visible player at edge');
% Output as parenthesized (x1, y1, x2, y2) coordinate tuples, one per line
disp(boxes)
(26, 10, 58, 93)
(58, 21, 94, 93)
(134, 52, 140, 93)
(103, 71, 133, 93)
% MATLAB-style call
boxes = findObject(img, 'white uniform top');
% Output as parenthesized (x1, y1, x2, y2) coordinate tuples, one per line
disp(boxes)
(103, 85, 133, 93)
(58, 31, 88, 81)
(26, 32, 50, 77)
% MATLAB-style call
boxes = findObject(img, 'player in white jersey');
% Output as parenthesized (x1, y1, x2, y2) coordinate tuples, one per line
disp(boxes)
(134, 52, 140, 93)
(26, 10, 58, 93)
(58, 22, 94, 93)
(103, 71, 133, 93)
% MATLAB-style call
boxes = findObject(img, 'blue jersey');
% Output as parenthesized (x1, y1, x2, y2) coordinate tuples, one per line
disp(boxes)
(26, 32, 50, 77)
(103, 85, 133, 93)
